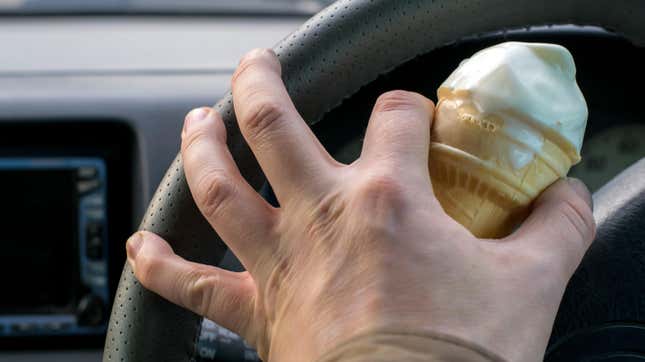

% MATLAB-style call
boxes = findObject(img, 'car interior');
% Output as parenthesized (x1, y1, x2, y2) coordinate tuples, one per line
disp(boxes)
(2, 1, 645, 361)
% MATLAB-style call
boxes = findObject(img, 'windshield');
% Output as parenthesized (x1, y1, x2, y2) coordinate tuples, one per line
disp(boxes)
(0, 0, 334, 15)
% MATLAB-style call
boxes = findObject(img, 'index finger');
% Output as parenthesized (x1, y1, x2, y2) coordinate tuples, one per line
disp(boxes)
(231, 49, 336, 204)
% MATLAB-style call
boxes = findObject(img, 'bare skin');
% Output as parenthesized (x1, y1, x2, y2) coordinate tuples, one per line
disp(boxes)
(125, 49, 595, 362)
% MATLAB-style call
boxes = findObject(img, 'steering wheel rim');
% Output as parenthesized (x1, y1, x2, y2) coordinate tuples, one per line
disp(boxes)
(103, 0, 645, 361)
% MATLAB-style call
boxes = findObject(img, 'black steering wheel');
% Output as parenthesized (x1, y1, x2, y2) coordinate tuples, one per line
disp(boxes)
(103, 0, 645, 361)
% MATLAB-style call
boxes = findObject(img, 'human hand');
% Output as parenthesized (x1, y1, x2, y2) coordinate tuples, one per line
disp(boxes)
(125, 49, 595, 362)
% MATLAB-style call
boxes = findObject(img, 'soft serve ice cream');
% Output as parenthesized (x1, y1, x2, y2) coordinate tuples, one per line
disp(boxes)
(429, 42, 588, 238)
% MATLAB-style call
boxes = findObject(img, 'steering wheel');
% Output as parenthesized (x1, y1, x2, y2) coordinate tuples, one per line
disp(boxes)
(103, 0, 645, 361)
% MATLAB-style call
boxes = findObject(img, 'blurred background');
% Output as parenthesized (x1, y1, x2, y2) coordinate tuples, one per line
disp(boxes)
(0, 0, 336, 15)
(0, 1, 643, 361)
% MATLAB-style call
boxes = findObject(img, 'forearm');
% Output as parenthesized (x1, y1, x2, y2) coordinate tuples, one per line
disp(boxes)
(316, 329, 506, 362)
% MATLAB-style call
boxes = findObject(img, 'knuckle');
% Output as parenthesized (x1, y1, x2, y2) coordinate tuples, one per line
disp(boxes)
(358, 173, 405, 204)
(194, 170, 235, 220)
(180, 269, 252, 327)
(241, 100, 287, 140)
(181, 269, 218, 316)
(557, 197, 596, 250)
(354, 174, 407, 239)
(374, 90, 422, 113)
(135, 253, 162, 286)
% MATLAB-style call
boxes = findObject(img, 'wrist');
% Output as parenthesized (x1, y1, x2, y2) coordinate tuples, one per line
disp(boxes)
(315, 329, 506, 362)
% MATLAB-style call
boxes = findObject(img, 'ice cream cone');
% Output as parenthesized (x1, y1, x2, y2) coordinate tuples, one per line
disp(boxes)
(429, 94, 579, 238)
(428, 42, 587, 238)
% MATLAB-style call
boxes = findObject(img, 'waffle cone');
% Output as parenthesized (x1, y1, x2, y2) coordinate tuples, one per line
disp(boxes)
(429, 98, 578, 238)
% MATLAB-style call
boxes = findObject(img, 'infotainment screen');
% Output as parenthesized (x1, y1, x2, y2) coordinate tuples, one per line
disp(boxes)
(0, 169, 78, 313)
(0, 158, 109, 337)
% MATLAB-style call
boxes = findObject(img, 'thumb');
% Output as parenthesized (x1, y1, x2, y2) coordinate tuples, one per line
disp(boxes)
(510, 178, 596, 273)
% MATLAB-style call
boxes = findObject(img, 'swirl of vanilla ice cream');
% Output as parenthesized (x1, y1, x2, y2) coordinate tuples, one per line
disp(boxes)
(437, 42, 588, 169)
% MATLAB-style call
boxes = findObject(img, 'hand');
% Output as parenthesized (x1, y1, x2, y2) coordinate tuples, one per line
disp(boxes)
(125, 49, 595, 362)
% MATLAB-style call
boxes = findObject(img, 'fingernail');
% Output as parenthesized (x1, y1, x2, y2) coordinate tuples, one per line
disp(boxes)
(240, 48, 277, 64)
(258, 48, 277, 59)
(126, 232, 144, 260)
(567, 177, 593, 210)
(184, 107, 211, 133)
(238, 48, 281, 75)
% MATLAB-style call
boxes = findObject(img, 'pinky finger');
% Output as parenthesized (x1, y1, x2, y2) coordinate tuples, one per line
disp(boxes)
(126, 231, 256, 335)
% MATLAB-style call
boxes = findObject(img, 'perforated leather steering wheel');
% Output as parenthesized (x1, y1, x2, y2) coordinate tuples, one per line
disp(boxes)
(103, 0, 645, 361)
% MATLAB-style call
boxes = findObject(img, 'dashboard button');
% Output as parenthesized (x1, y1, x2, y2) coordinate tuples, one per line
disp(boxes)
(77, 166, 98, 180)
(86, 221, 102, 235)
(77, 179, 101, 194)
(86, 222, 104, 259)
(87, 236, 103, 259)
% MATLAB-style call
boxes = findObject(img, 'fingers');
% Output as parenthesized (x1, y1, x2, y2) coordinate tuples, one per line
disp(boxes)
(181, 107, 276, 270)
(126, 231, 256, 334)
(231, 48, 336, 203)
(360, 90, 435, 176)
(511, 178, 596, 274)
